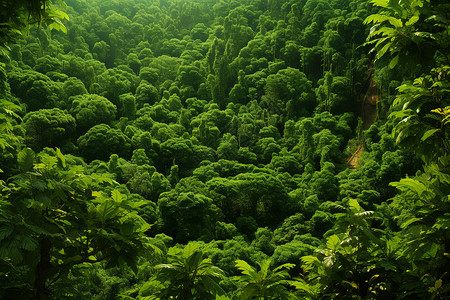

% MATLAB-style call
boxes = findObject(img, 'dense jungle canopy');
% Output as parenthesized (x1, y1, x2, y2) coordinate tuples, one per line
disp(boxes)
(0, 0, 449, 299)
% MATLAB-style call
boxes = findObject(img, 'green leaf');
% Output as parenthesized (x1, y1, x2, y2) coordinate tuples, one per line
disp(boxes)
(48, 18, 67, 33)
(343, 280, 358, 289)
(98, 200, 120, 221)
(405, 15, 419, 26)
(364, 14, 391, 25)
(379, 260, 397, 271)
(56, 148, 66, 169)
(0, 225, 14, 241)
(389, 54, 399, 69)
(273, 262, 295, 272)
(421, 129, 440, 141)
(301, 256, 321, 271)
(111, 190, 126, 204)
(348, 198, 361, 211)
(401, 217, 423, 229)
(17, 148, 35, 171)
(370, 0, 389, 8)
(390, 178, 428, 197)
(120, 223, 135, 236)
(326, 235, 341, 251)
(32, 180, 48, 192)
(435, 279, 442, 289)
(388, 17, 403, 28)
(235, 259, 258, 278)
(376, 43, 391, 60)
(21, 236, 38, 251)
(48, 8, 70, 21)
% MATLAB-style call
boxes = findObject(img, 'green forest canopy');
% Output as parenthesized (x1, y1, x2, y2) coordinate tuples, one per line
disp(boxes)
(0, 0, 449, 299)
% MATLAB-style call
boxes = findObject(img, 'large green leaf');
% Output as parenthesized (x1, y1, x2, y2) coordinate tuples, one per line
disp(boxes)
(20, 236, 38, 251)
(56, 148, 66, 169)
(326, 235, 341, 251)
(389, 54, 399, 69)
(111, 190, 127, 204)
(0, 225, 14, 241)
(17, 148, 35, 171)
(401, 217, 423, 229)
(235, 259, 258, 279)
(405, 15, 419, 26)
(390, 178, 428, 197)
(421, 128, 440, 141)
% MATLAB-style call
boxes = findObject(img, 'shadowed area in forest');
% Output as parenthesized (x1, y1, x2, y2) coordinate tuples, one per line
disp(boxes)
(348, 77, 379, 169)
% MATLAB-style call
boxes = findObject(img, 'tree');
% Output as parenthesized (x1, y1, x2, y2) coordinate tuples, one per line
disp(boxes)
(34, 55, 63, 74)
(158, 191, 219, 243)
(159, 137, 195, 171)
(120, 92, 136, 120)
(69, 94, 117, 133)
(217, 133, 239, 161)
(150, 243, 225, 300)
(207, 172, 293, 227)
(94, 67, 139, 108)
(177, 65, 203, 91)
(388, 157, 450, 298)
(269, 150, 303, 175)
(127, 169, 170, 201)
(272, 235, 318, 275)
(190, 23, 209, 41)
(234, 259, 295, 300)
(7, 69, 61, 111)
(295, 199, 391, 299)
(62, 77, 88, 102)
(139, 67, 159, 85)
(23, 108, 76, 151)
(262, 67, 315, 117)
(135, 81, 160, 108)
(77, 124, 131, 161)
(0, 149, 153, 298)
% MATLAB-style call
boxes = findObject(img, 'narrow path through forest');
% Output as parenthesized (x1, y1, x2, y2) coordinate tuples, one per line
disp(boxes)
(347, 75, 379, 169)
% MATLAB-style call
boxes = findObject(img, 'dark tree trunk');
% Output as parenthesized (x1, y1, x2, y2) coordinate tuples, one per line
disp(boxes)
(34, 237, 52, 299)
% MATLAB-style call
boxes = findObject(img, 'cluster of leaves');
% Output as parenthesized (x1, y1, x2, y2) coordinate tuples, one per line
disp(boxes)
(0, 0, 69, 54)
(0, 148, 154, 298)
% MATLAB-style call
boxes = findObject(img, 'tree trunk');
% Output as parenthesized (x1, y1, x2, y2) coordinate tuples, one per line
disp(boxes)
(34, 237, 52, 299)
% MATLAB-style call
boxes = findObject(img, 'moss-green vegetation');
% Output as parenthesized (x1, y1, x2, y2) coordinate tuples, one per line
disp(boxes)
(0, 0, 449, 298)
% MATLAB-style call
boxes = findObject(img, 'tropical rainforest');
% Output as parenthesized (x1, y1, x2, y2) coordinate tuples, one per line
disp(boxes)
(0, 0, 449, 299)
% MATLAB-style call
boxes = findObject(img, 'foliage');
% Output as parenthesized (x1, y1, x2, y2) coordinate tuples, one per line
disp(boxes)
(389, 156, 450, 298)
(77, 124, 131, 161)
(364, 0, 449, 70)
(0, 149, 153, 298)
(145, 243, 225, 300)
(23, 108, 76, 150)
(0, 0, 69, 52)
(70, 94, 117, 132)
(2, 0, 446, 298)
(389, 66, 450, 162)
(234, 259, 296, 300)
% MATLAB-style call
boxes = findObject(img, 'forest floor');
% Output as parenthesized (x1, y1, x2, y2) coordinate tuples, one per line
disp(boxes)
(348, 78, 379, 169)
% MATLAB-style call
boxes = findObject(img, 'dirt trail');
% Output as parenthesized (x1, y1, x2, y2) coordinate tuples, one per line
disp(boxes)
(347, 76, 379, 169)
(348, 144, 364, 169)
(362, 79, 379, 130)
